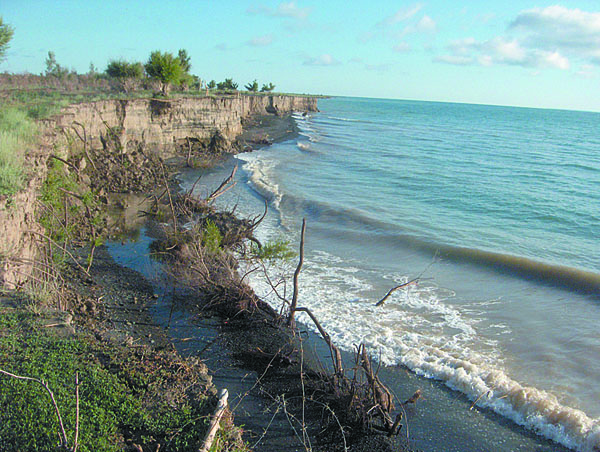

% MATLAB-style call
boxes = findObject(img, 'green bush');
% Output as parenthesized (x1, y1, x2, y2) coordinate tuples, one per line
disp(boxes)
(251, 238, 296, 262)
(105, 59, 144, 79)
(202, 219, 222, 254)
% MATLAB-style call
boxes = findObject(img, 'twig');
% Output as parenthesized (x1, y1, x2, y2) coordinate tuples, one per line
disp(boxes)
(74, 372, 80, 452)
(159, 162, 177, 234)
(27, 230, 91, 278)
(293, 307, 343, 376)
(375, 278, 419, 307)
(0, 368, 69, 449)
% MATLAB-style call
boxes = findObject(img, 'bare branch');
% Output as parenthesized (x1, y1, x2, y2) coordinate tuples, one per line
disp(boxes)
(287, 218, 306, 328)
(375, 278, 419, 307)
(0, 368, 69, 448)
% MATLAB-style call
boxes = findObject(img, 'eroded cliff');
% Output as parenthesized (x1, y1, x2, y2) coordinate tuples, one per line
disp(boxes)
(1, 94, 318, 288)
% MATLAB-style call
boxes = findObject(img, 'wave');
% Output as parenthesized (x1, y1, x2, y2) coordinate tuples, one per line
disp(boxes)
(243, 242, 600, 452)
(237, 148, 600, 295)
(236, 153, 283, 210)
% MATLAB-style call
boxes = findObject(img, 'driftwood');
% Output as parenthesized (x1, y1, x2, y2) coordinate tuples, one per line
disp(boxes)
(199, 388, 229, 452)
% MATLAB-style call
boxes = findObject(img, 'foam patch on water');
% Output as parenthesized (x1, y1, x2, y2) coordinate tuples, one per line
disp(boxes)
(236, 152, 283, 210)
(241, 239, 600, 452)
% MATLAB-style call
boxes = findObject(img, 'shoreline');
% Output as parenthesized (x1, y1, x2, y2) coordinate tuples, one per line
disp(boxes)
(1, 89, 586, 451)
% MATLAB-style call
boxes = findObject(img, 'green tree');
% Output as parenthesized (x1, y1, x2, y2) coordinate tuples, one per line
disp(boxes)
(177, 48, 191, 73)
(216, 78, 238, 91)
(207, 80, 216, 89)
(145, 50, 183, 95)
(244, 79, 259, 92)
(105, 59, 144, 78)
(44, 51, 68, 78)
(260, 82, 276, 92)
(0, 17, 14, 63)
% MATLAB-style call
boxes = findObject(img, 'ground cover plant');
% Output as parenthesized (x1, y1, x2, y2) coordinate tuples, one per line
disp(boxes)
(0, 299, 244, 452)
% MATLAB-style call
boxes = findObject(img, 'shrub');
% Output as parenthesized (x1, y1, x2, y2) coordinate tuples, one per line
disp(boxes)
(105, 59, 144, 79)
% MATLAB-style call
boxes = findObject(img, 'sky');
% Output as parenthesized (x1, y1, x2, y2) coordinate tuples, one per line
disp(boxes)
(1, 0, 600, 112)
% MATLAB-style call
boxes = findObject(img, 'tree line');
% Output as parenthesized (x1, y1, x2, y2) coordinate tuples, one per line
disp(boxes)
(0, 17, 275, 97)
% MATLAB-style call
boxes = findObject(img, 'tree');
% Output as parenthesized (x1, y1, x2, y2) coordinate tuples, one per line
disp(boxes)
(244, 79, 259, 92)
(216, 78, 238, 91)
(145, 50, 184, 95)
(0, 17, 14, 63)
(105, 59, 144, 78)
(45, 51, 68, 78)
(260, 82, 276, 92)
(177, 49, 191, 73)
(207, 80, 216, 89)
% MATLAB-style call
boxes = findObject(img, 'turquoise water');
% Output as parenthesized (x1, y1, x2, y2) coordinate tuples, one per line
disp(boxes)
(184, 97, 600, 451)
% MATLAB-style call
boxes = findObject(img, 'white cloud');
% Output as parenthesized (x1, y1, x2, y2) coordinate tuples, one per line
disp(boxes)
(274, 1, 310, 19)
(394, 42, 411, 53)
(247, 34, 273, 47)
(247, 2, 311, 20)
(509, 6, 600, 64)
(434, 54, 474, 66)
(303, 54, 340, 66)
(377, 3, 423, 28)
(433, 6, 600, 70)
(437, 36, 570, 70)
(415, 15, 437, 33)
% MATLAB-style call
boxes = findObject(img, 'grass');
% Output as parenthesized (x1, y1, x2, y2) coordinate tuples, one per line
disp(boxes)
(0, 302, 242, 452)
(0, 106, 38, 196)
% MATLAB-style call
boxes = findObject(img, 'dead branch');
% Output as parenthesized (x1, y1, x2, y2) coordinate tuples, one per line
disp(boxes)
(293, 307, 343, 377)
(359, 346, 394, 429)
(159, 162, 177, 234)
(49, 154, 80, 175)
(199, 388, 229, 452)
(287, 218, 306, 328)
(27, 230, 91, 278)
(375, 278, 419, 307)
(251, 200, 268, 229)
(207, 165, 237, 203)
(74, 373, 80, 452)
(72, 120, 97, 171)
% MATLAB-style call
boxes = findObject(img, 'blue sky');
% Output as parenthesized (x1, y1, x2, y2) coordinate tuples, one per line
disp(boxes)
(2, 1, 600, 111)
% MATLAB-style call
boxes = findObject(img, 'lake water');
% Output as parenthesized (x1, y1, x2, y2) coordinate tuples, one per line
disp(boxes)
(181, 97, 600, 451)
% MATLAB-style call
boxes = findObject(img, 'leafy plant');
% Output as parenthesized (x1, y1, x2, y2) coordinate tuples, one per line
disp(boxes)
(0, 16, 14, 62)
(45, 51, 70, 78)
(244, 80, 258, 92)
(251, 238, 296, 262)
(260, 82, 275, 92)
(145, 50, 184, 95)
(202, 219, 222, 254)
(105, 59, 144, 79)
(216, 78, 238, 91)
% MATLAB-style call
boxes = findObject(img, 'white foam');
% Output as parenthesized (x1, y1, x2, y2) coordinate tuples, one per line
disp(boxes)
(236, 152, 283, 210)
(241, 241, 600, 452)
